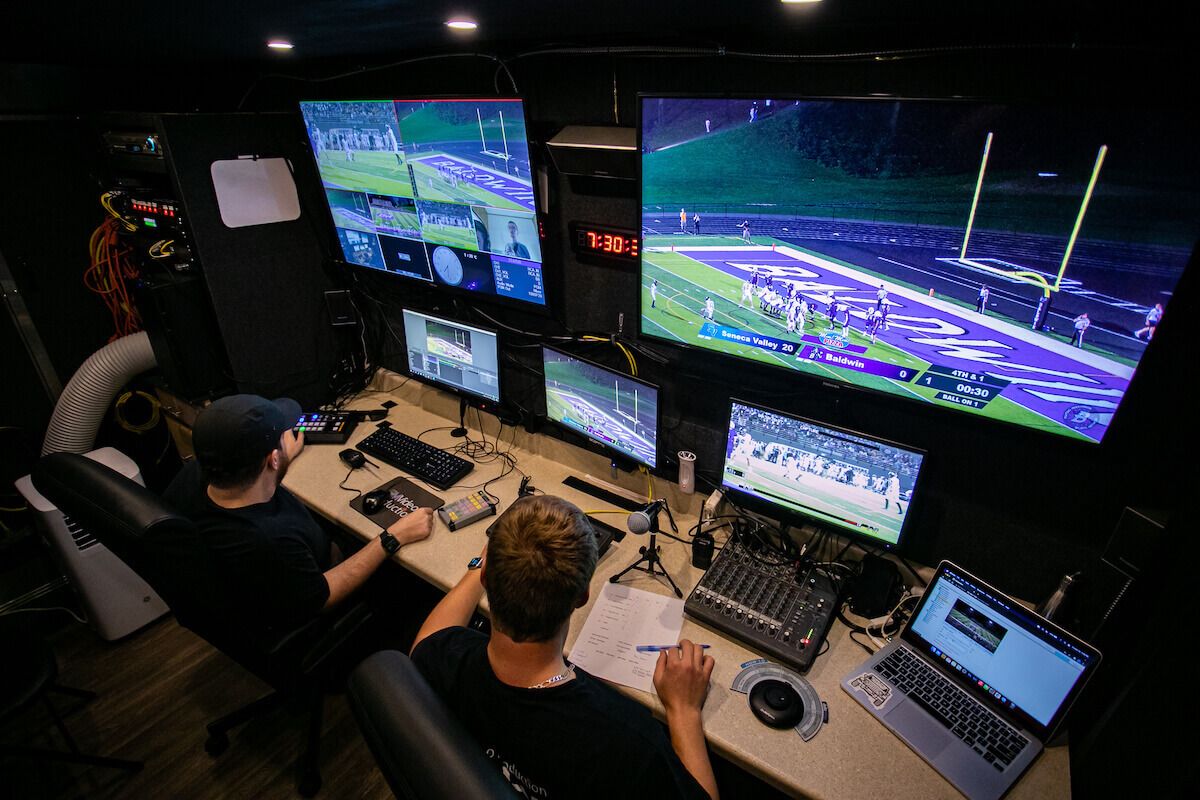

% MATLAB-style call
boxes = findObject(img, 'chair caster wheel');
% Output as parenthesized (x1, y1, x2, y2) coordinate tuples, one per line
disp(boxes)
(204, 732, 229, 757)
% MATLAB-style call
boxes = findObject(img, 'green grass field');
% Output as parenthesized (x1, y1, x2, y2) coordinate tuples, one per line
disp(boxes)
(317, 150, 413, 197)
(642, 242, 1092, 441)
(396, 103, 526, 150)
(373, 209, 421, 236)
(331, 207, 374, 233)
(643, 104, 1193, 244)
(409, 158, 526, 211)
(726, 460, 904, 544)
(420, 222, 478, 251)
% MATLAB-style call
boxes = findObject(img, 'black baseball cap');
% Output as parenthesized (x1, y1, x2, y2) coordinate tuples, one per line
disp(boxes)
(193, 394, 302, 474)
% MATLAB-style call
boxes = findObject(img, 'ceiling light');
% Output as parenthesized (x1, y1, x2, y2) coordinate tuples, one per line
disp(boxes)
(445, 19, 478, 30)
(781, 0, 822, 4)
(267, 40, 295, 50)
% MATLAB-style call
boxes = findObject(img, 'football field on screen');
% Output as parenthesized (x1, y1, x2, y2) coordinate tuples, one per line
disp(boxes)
(641, 241, 1077, 438)
(316, 150, 414, 197)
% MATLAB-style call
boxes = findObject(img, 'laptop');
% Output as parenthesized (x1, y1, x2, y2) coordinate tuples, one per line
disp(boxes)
(841, 561, 1101, 800)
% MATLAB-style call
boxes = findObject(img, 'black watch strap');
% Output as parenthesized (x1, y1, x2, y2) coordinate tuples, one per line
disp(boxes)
(379, 530, 401, 555)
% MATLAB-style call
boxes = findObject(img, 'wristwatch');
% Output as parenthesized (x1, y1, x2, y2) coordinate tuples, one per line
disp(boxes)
(379, 530, 401, 555)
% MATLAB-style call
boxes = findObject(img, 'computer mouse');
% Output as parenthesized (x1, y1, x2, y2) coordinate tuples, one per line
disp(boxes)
(748, 679, 804, 729)
(363, 489, 390, 515)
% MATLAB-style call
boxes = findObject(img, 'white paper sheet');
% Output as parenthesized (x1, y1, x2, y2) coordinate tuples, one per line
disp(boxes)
(210, 156, 300, 229)
(568, 583, 685, 692)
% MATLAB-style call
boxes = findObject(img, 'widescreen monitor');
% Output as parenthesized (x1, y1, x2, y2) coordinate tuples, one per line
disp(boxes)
(301, 98, 545, 308)
(402, 308, 500, 403)
(640, 96, 1200, 443)
(541, 346, 660, 468)
(722, 399, 926, 548)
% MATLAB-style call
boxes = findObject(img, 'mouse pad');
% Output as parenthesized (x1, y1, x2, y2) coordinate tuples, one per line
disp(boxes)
(350, 477, 444, 528)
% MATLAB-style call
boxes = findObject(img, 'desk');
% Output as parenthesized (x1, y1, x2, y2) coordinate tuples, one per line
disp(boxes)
(283, 372, 1070, 799)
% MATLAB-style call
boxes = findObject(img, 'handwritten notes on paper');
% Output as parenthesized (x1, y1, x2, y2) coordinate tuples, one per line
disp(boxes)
(568, 583, 685, 692)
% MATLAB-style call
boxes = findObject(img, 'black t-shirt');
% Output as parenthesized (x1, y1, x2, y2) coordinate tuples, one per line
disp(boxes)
(411, 627, 709, 800)
(164, 461, 332, 635)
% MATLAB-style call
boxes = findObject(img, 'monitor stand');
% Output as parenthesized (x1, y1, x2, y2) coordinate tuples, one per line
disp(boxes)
(451, 396, 469, 438)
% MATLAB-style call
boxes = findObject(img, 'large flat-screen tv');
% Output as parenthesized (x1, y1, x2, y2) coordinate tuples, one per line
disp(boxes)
(639, 96, 1199, 443)
(722, 399, 926, 548)
(301, 98, 545, 308)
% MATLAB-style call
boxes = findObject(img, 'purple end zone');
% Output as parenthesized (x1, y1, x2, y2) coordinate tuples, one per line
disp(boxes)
(415, 155, 535, 210)
(675, 248, 1131, 441)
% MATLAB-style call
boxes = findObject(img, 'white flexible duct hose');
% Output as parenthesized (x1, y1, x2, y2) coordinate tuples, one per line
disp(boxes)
(41, 331, 158, 456)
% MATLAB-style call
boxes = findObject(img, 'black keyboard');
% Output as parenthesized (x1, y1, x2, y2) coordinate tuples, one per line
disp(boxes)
(684, 536, 840, 673)
(876, 647, 1030, 771)
(356, 428, 474, 490)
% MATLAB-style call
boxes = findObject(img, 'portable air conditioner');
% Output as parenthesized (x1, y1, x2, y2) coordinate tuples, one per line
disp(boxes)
(15, 447, 169, 640)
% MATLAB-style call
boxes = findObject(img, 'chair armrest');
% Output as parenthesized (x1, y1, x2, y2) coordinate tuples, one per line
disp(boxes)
(261, 601, 375, 678)
(347, 650, 514, 799)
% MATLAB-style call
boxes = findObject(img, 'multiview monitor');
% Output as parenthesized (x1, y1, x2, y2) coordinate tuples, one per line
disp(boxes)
(722, 399, 926, 548)
(639, 96, 1200, 443)
(541, 346, 660, 468)
(402, 308, 500, 403)
(301, 98, 545, 308)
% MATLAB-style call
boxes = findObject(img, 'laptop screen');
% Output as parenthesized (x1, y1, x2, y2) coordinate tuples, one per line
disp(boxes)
(905, 563, 1100, 736)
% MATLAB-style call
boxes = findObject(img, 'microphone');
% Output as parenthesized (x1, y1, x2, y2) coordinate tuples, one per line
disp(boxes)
(627, 499, 668, 535)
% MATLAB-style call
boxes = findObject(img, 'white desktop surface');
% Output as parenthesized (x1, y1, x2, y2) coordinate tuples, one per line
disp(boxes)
(283, 371, 1070, 799)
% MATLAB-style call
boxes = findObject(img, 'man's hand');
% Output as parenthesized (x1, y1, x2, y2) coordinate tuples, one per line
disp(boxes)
(654, 639, 720, 799)
(388, 508, 434, 545)
(653, 639, 715, 718)
(281, 429, 305, 461)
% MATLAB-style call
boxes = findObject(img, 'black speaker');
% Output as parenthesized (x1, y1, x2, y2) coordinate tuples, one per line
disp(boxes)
(1078, 506, 1167, 643)
(849, 554, 904, 618)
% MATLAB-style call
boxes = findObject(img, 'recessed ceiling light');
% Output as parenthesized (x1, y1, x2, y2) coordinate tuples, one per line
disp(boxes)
(445, 19, 478, 30)
(267, 40, 294, 50)
(781, 0, 822, 4)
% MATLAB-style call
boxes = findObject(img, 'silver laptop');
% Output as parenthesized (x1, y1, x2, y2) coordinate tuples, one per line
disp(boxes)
(841, 561, 1101, 800)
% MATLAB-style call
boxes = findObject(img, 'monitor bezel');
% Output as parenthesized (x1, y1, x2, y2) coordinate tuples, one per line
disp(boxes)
(300, 95, 551, 315)
(635, 92, 1193, 446)
(540, 344, 662, 470)
(901, 560, 1103, 741)
(720, 396, 927, 551)
(400, 307, 503, 407)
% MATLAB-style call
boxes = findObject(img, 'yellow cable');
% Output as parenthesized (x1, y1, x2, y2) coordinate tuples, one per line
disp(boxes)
(0, 505, 27, 513)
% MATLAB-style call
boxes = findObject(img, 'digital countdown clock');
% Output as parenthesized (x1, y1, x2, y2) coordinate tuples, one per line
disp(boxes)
(569, 222, 640, 262)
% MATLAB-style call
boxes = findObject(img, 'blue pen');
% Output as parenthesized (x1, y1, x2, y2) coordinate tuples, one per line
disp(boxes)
(635, 644, 712, 653)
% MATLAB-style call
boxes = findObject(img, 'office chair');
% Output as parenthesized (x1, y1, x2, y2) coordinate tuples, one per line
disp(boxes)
(32, 451, 371, 797)
(347, 650, 514, 799)
(0, 622, 143, 780)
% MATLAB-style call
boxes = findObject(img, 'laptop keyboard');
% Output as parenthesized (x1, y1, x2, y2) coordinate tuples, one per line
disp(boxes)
(875, 647, 1030, 771)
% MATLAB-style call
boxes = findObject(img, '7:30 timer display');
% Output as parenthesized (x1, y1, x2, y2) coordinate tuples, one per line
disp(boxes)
(569, 223, 640, 262)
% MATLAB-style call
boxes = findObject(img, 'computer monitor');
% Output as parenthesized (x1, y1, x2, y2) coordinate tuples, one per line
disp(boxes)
(401, 308, 500, 404)
(640, 95, 1200, 443)
(541, 346, 660, 469)
(300, 98, 546, 309)
(721, 399, 926, 548)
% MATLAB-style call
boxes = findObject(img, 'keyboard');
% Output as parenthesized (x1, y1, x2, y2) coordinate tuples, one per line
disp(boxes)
(356, 427, 474, 490)
(875, 647, 1030, 771)
(684, 536, 840, 673)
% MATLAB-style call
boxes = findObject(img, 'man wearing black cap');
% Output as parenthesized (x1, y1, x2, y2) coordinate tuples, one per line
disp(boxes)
(165, 394, 433, 638)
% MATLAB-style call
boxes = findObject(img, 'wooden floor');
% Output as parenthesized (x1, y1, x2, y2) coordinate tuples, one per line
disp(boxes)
(3, 614, 394, 799)
(4, 595, 789, 799)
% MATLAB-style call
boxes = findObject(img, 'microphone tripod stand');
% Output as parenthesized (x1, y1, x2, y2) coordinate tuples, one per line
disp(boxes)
(609, 503, 683, 598)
